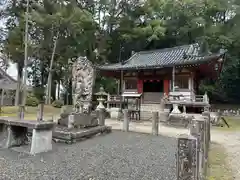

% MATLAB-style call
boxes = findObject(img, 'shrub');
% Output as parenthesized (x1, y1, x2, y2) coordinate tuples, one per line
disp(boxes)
(26, 96, 39, 107)
(52, 100, 64, 108)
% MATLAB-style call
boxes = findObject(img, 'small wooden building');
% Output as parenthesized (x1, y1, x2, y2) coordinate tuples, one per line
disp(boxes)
(98, 43, 225, 104)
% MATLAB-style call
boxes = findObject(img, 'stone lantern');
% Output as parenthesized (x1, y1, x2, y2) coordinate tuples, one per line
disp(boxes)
(95, 86, 108, 110)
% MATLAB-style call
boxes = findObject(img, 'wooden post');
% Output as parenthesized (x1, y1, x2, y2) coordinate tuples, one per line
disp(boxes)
(18, 105, 25, 120)
(37, 102, 44, 121)
(107, 94, 110, 110)
(172, 66, 175, 91)
(183, 105, 186, 114)
(152, 112, 159, 135)
(0, 89, 4, 114)
(123, 109, 129, 132)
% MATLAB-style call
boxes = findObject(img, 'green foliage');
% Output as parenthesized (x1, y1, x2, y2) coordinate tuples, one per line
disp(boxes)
(33, 86, 45, 101)
(2, 0, 240, 103)
(26, 95, 39, 107)
(52, 100, 64, 108)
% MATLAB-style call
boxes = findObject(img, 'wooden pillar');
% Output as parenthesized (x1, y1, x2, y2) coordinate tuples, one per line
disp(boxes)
(137, 79, 143, 93)
(117, 79, 120, 95)
(120, 70, 124, 94)
(164, 80, 170, 95)
(194, 71, 200, 94)
(172, 66, 175, 92)
(0, 89, 4, 113)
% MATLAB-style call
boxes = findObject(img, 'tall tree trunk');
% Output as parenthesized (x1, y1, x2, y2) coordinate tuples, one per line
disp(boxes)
(57, 81, 60, 100)
(21, 0, 30, 108)
(51, 81, 56, 102)
(15, 64, 23, 106)
(45, 31, 59, 104)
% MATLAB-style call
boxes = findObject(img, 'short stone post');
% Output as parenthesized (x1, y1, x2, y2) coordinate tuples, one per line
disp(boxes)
(152, 112, 159, 135)
(202, 111, 211, 178)
(202, 111, 211, 147)
(123, 109, 129, 132)
(189, 119, 200, 180)
(176, 134, 198, 180)
(18, 105, 25, 120)
(195, 118, 206, 179)
(98, 108, 106, 126)
(37, 102, 44, 121)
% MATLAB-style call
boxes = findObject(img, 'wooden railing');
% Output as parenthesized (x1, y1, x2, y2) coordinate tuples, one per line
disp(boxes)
(106, 94, 122, 109)
(168, 93, 209, 104)
(106, 94, 140, 109)
(105, 92, 209, 110)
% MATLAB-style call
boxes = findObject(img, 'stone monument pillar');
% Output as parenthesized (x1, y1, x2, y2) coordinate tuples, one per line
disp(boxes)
(58, 56, 98, 128)
(72, 56, 95, 114)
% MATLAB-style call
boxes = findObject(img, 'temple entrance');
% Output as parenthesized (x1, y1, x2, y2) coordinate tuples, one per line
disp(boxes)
(143, 80, 164, 103)
(143, 80, 164, 92)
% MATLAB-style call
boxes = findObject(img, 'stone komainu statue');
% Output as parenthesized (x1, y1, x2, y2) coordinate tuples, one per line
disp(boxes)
(72, 56, 95, 113)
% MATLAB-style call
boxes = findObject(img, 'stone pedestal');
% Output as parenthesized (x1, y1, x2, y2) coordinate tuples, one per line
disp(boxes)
(110, 108, 121, 119)
(30, 129, 53, 155)
(58, 113, 98, 129)
(97, 108, 106, 126)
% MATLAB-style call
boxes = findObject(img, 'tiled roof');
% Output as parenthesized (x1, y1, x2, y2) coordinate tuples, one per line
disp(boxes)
(98, 43, 224, 71)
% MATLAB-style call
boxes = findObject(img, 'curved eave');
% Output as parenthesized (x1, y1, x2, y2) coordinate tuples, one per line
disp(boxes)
(97, 53, 224, 72)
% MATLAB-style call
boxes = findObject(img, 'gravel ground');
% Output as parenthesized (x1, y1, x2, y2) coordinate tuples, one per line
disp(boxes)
(0, 131, 177, 180)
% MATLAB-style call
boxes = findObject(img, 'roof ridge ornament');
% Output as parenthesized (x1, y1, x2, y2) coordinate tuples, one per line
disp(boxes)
(183, 44, 196, 59)
(199, 40, 210, 55)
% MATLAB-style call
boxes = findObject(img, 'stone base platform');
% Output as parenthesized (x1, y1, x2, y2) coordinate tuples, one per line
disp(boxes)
(52, 125, 112, 144)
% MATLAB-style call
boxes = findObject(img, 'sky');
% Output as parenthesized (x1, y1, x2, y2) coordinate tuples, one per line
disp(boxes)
(0, 3, 61, 97)
(0, 19, 18, 80)
(0, 2, 18, 81)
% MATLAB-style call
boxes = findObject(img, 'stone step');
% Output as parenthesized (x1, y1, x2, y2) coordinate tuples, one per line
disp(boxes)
(140, 111, 169, 121)
(141, 103, 161, 112)
(140, 111, 153, 120)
